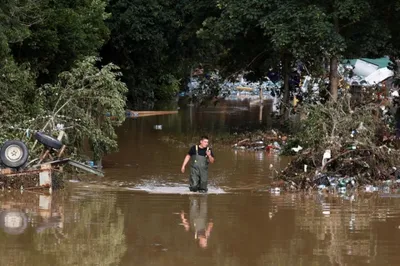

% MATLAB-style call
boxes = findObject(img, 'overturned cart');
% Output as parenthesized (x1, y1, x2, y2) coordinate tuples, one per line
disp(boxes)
(0, 132, 103, 191)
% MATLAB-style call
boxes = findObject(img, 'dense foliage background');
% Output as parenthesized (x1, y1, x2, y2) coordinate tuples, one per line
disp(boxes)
(2, 0, 400, 159)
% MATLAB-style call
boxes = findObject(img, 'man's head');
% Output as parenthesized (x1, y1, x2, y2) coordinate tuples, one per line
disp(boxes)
(199, 136, 209, 148)
(198, 235, 208, 249)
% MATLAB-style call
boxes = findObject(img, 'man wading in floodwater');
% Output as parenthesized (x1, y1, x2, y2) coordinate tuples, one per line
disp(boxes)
(181, 136, 215, 193)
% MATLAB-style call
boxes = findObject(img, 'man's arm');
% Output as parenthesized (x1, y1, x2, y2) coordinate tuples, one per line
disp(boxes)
(181, 154, 191, 173)
(180, 211, 190, 231)
(206, 150, 215, 164)
(205, 221, 214, 237)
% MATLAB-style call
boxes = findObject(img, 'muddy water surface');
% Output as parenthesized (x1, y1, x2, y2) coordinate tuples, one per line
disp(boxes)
(2, 102, 400, 266)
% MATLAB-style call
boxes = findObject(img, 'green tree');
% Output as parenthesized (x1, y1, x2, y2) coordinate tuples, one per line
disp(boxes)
(0, 0, 44, 60)
(2, 57, 127, 162)
(0, 59, 44, 144)
(310, 0, 390, 101)
(199, 0, 332, 116)
(103, 0, 219, 107)
(199, 0, 393, 107)
(10, 0, 110, 84)
(33, 57, 128, 161)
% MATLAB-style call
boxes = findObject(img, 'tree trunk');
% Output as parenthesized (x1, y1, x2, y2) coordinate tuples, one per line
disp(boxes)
(281, 53, 291, 119)
(329, 56, 339, 101)
(330, 12, 340, 102)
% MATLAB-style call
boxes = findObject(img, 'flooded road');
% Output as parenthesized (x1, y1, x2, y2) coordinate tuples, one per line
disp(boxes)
(3, 102, 400, 265)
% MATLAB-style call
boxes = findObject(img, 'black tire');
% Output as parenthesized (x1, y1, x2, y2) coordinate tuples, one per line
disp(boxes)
(0, 140, 29, 169)
(34, 132, 63, 150)
(0, 211, 28, 235)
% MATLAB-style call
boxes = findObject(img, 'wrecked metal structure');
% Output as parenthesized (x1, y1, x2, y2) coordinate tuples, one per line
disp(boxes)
(0, 131, 103, 192)
(341, 57, 394, 87)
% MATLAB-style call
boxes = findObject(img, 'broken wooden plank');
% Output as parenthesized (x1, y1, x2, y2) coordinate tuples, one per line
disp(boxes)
(126, 110, 178, 118)
(237, 87, 253, 91)
(0, 168, 14, 175)
(107, 110, 178, 119)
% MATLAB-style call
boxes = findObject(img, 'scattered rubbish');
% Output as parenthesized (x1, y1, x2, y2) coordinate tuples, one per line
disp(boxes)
(365, 185, 379, 193)
(277, 92, 400, 192)
(270, 187, 281, 194)
(154, 125, 163, 130)
(273, 141, 281, 150)
(231, 129, 288, 152)
(291, 145, 303, 153)
(341, 57, 393, 86)
(321, 150, 331, 167)
(314, 175, 330, 187)
(322, 210, 330, 216)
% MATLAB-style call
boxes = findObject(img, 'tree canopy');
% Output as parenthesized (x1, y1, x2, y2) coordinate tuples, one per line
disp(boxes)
(2, 0, 400, 154)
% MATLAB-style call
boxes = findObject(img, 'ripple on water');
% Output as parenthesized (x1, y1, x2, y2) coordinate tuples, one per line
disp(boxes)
(127, 182, 227, 194)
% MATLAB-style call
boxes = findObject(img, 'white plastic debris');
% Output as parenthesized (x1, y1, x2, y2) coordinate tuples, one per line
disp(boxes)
(322, 150, 331, 167)
(291, 145, 303, 153)
(392, 90, 399, 97)
(365, 185, 378, 192)
(56, 123, 65, 130)
(322, 210, 330, 216)
(270, 187, 281, 194)
(273, 141, 281, 150)
(357, 122, 367, 132)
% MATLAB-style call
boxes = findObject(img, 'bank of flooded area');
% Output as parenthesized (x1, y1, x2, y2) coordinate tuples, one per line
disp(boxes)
(4, 101, 400, 265)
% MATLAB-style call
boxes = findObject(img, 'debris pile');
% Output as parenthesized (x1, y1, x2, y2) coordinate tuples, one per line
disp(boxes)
(0, 130, 104, 191)
(232, 130, 288, 152)
(276, 91, 400, 191)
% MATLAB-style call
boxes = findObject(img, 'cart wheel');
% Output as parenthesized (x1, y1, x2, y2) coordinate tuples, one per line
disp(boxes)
(0, 140, 29, 169)
(34, 132, 63, 150)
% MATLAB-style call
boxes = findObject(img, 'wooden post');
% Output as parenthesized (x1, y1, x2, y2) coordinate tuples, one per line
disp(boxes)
(39, 164, 52, 189)
(38, 149, 51, 164)
(57, 145, 66, 158)
(0, 168, 13, 175)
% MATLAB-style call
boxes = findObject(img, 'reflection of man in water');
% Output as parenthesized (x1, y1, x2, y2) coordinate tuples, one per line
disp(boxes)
(180, 196, 213, 249)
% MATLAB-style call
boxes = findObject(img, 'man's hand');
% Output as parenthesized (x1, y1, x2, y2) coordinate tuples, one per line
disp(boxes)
(206, 150, 215, 163)
(181, 154, 190, 173)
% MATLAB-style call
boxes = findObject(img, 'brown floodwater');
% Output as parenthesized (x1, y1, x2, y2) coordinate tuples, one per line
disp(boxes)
(2, 102, 400, 266)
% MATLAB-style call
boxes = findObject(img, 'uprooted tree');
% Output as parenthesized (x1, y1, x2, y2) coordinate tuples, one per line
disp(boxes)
(279, 89, 400, 190)
(1, 57, 127, 163)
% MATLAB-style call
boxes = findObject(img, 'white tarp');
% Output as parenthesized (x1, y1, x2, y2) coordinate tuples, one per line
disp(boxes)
(353, 59, 379, 77)
(364, 67, 393, 85)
